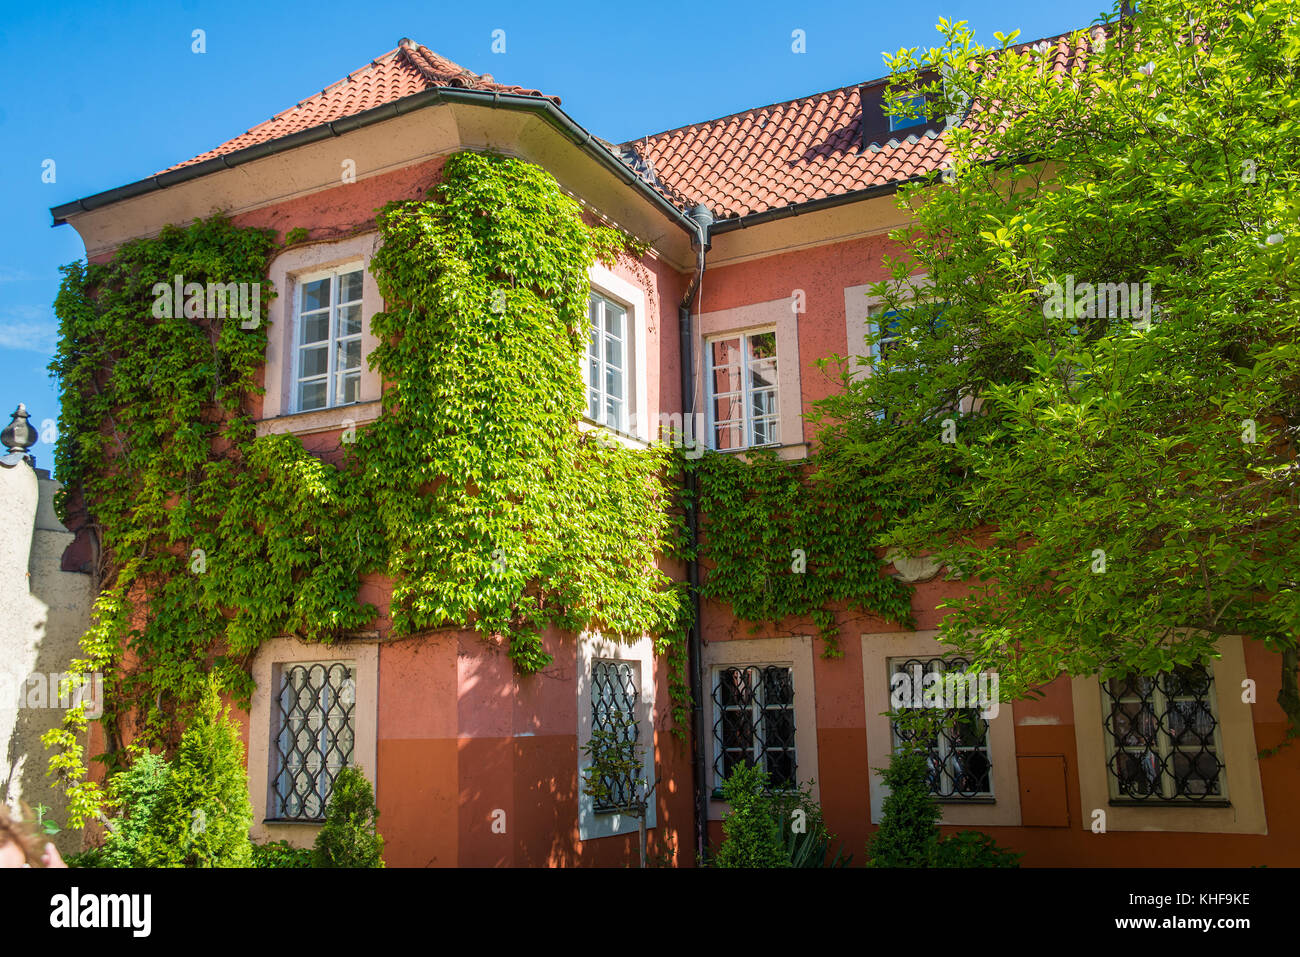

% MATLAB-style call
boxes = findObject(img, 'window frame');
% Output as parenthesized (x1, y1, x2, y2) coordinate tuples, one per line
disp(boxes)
(586, 290, 631, 435)
(889, 93, 930, 132)
(887, 655, 995, 803)
(269, 659, 357, 822)
(704, 327, 781, 451)
(292, 263, 365, 415)
(589, 657, 642, 814)
(710, 663, 797, 797)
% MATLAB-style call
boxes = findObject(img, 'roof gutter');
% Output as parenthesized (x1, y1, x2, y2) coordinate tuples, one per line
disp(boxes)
(48, 87, 701, 239)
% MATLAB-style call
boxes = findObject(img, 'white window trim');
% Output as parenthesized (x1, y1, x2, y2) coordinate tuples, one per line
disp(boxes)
(697, 296, 805, 460)
(577, 631, 656, 841)
(862, 630, 1022, 827)
(704, 328, 781, 452)
(580, 263, 651, 447)
(842, 273, 932, 383)
(291, 264, 366, 415)
(248, 636, 379, 847)
(260, 233, 383, 437)
(703, 635, 819, 820)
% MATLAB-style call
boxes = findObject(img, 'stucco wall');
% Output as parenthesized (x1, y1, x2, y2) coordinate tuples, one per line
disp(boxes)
(0, 460, 94, 856)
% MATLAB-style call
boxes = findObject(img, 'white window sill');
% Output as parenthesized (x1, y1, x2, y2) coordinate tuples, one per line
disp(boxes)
(255, 399, 382, 438)
(578, 418, 650, 450)
(709, 441, 809, 462)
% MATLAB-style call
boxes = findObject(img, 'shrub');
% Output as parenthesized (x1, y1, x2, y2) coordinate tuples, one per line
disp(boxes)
(769, 779, 850, 867)
(713, 764, 789, 868)
(312, 767, 384, 868)
(101, 680, 254, 867)
(867, 747, 942, 867)
(252, 839, 314, 868)
(934, 830, 1022, 868)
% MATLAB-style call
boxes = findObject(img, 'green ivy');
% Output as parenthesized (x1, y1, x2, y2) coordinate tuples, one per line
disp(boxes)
(46, 152, 689, 825)
(686, 445, 915, 657)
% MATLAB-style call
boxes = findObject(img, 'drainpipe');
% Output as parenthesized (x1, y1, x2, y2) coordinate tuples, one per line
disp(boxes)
(680, 203, 712, 865)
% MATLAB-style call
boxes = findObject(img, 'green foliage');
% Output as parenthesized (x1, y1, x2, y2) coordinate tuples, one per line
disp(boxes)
(867, 747, 942, 868)
(934, 830, 1022, 868)
(100, 681, 253, 867)
(49, 151, 691, 822)
(360, 152, 684, 671)
(687, 446, 915, 657)
(312, 767, 384, 868)
(819, 0, 1300, 734)
(252, 839, 315, 868)
(65, 846, 106, 868)
(769, 778, 850, 867)
(713, 763, 790, 868)
(580, 710, 650, 817)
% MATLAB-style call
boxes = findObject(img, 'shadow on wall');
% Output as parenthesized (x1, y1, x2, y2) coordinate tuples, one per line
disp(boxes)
(0, 420, 95, 857)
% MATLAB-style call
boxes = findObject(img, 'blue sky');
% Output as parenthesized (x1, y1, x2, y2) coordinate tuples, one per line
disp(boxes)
(0, 0, 1112, 471)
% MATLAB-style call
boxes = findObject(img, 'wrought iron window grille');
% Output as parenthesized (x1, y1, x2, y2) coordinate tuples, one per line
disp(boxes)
(711, 665, 796, 796)
(271, 661, 356, 822)
(590, 659, 641, 813)
(1101, 664, 1226, 804)
(889, 656, 993, 801)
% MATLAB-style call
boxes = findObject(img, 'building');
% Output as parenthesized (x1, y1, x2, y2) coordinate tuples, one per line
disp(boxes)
(47, 28, 1298, 866)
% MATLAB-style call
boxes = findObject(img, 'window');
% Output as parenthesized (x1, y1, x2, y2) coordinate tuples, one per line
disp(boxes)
(870, 307, 904, 364)
(706, 330, 779, 450)
(590, 659, 641, 812)
(890, 93, 929, 131)
(271, 661, 355, 821)
(1101, 665, 1226, 803)
(294, 265, 364, 413)
(712, 665, 795, 793)
(889, 656, 993, 800)
(587, 291, 628, 433)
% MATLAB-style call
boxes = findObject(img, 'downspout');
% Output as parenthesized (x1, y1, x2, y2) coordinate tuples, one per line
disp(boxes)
(679, 203, 712, 864)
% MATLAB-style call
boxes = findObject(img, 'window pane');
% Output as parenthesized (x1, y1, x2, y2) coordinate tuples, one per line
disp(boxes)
(605, 366, 623, 404)
(338, 270, 363, 304)
(299, 345, 327, 378)
(338, 372, 360, 405)
(604, 303, 625, 342)
(298, 380, 327, 412)
(715, 421, 744, 450)
(301, 312, 329, 344)
(749, 358, 777, 390)
(605, 397, 623, 433)
(339, 303, 363, 336)
(336, 338, 362, 372)
(604, 333, 622, 371)
(748, 331, 776, 360)
(710, 338, 741, 368)
(301, 278, 331, 312)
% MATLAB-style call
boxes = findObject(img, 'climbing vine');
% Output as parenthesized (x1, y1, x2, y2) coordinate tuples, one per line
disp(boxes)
(685, 443, 916, 658)
(46, 152, 687, 825)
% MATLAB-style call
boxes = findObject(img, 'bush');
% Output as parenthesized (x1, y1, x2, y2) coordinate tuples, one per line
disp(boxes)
(252, 839, 315, 868)
(867, 746, 942, 867)
(713, 764, 790, 868)
(65, 846, 105, 868)
(934, 830, 1022, 868)
(312, 767, 384, 868)
(769, 779, 850, 867)
(101, 680, 254, 867)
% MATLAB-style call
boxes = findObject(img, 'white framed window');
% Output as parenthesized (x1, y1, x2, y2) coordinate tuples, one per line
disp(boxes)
(270, 660, 356, 821)
(294, 264, 365, 413)
(587, 291, 629, 433)
(706, 330, 780, 450)
(888, 656, 993, 801)
(710, 664, 796, 794)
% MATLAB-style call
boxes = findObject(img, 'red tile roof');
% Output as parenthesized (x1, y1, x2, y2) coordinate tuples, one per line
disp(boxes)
(162, 39, 555, 172)
(618, 26, 1103, 221)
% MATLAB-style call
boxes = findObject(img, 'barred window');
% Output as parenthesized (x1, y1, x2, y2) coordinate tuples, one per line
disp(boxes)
(889, 656, 993, 800)
(272, 661, 355, 821)
(712, 665, 795, 793)
(1102, 665, 1225, 803)
(590, 659, 640, 812)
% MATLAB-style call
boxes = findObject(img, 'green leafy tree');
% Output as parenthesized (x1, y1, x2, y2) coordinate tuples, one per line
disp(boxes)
(312, 767, 384, 868)
(580, 711, 657, 867)
(818, 0, 1300, 743)
(867, 726, 943, 867)
(100, 680, 253, 867)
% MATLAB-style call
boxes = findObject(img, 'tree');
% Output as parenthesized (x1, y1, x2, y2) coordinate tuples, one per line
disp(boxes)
(712, 764, 790, 868)
(313, 767, 384, 868)
(580, 710, 657, 867)
(815, 0, 1300, 742)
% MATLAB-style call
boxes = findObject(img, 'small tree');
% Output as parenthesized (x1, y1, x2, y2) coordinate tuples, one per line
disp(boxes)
(313, 767, 384, 868)
(868, 709, 942, 867)
(101, 679, 253, 867)
(713, 764, 790, 868)
(581, 711, 657, 867)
